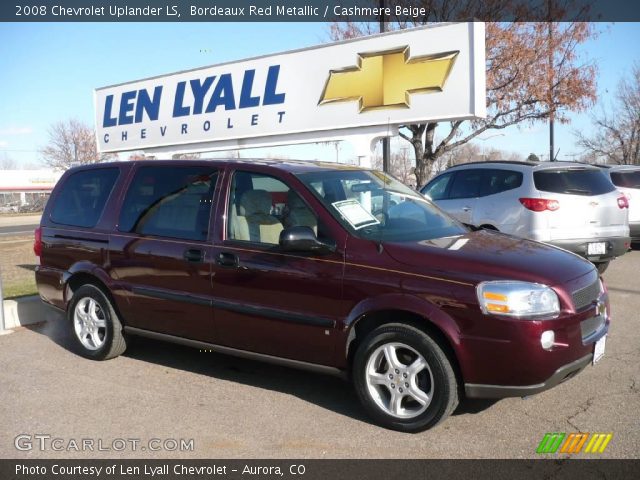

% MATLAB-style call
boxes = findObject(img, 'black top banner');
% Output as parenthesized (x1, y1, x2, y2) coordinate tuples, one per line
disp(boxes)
(2, 0, 640, 22)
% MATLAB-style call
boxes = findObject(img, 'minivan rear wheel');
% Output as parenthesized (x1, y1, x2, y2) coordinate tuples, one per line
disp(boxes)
(353, 323, 458, 432)
(594, 261, 610, 274)
(67, 285, 127, 360)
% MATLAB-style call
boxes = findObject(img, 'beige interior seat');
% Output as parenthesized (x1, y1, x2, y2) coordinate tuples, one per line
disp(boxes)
(229, 204, 249, 241)
(284, 191, 317, 234)
(235, 190, 283, 244)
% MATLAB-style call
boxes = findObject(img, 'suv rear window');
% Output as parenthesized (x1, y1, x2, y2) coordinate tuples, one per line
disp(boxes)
(610, 170, 640, 189)
(50, 167, 119, 228)
(533, 169, 615, 196)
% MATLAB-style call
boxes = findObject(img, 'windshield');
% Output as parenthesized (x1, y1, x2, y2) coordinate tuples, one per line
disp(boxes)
(297, 169, 467, 242)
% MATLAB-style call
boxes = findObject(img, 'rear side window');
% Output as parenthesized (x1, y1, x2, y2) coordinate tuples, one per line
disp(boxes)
(421, 172, 453, 200)
(50, 168, 119, 228)
(481, 169, 523, 196)
(119, 166, 218, 241)
(449, 170, 483, 199)
(610, 170, 640, 188)
(534, 169, 615, 196)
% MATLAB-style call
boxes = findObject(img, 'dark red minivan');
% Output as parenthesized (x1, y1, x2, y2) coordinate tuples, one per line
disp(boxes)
(35, 159, 609, 432)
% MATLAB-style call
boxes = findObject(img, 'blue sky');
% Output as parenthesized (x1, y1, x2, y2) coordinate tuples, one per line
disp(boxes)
(0, 22, 639, 167)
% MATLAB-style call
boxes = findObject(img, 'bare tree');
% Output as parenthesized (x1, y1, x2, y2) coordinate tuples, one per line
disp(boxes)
(439, 143, 482, 169)
(371, 148, 417, 186)
(575, 63, 640, 165)
(128, 151, 150, 160)
(577, 151, 599, 164)
(390, 148, 417, 187)
(41, 119, 116, 170)
(0, 155, 17, 169)
(128, 152, 203, 160)
(172, 152, 202, 160)
(329, 2, 598, 186)
(441, 142, 522, 167)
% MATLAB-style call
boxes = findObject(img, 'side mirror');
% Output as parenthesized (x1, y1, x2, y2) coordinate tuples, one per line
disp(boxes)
(279, 226, 336, 254)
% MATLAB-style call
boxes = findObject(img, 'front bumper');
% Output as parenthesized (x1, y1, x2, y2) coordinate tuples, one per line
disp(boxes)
(465, 353, 592, 398)
(457, 269, 609, 400)
(548, 236, 630, 262)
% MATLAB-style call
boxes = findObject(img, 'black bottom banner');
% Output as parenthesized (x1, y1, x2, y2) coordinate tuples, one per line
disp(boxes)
(1, 459, 639, 480)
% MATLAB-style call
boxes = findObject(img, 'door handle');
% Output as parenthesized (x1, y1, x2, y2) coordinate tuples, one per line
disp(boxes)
(462, 206, 472, 212)
(216, 252, 239, 268)
(183, 248, 204, 263)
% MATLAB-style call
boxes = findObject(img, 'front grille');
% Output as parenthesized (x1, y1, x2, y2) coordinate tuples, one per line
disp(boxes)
(581, 315, 606, 344)
(571, 272, 600, 311)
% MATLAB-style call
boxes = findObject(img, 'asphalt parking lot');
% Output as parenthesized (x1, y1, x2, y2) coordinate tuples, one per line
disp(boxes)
(1, 251, 639, 459)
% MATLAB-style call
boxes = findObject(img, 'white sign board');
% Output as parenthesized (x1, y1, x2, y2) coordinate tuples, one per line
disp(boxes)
(94, 22, 485, 154)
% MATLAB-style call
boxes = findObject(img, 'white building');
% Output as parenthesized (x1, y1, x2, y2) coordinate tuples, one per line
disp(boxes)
(0, 169, 63, 212)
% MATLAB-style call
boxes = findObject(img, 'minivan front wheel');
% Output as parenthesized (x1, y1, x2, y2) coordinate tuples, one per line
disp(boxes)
(353, 323, 458, 432)
(68, 285, 127, 360)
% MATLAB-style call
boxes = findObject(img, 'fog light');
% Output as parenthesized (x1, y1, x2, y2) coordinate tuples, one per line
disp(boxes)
(541, 330, 555, 350)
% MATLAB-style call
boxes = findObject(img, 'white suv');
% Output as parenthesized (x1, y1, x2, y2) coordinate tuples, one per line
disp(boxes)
(421, 161, 631, 272)
(599, 165, 640, 244)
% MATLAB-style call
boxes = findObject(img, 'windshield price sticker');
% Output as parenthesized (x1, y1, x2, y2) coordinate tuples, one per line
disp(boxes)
(332, 199, 380, 230)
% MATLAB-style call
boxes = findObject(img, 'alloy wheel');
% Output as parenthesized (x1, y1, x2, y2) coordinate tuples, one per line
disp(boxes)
(364, 342, 434, 419)
(73, 297, 107, 350)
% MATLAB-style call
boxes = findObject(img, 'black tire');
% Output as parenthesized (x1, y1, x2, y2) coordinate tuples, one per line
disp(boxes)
(67, 284, 127, 360)
(595, 261, 609, 274)
(353, 323, 458, 432)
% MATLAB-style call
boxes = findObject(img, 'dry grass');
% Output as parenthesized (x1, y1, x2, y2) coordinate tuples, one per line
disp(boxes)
(0, 235, 38, 299)
(0, 212, 43, 218)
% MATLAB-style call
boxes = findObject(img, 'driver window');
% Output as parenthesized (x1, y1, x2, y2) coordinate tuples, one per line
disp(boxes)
(227, 171, 318, 245)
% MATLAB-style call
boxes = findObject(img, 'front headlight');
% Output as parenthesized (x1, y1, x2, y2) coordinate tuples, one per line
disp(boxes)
(476, 281, 560, 319)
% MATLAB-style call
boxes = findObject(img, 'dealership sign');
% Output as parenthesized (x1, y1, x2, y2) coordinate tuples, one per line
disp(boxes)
(95, 22, 485, 154)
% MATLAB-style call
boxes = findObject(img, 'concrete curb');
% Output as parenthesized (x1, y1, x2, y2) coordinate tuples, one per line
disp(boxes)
(2, 295, 56, 330)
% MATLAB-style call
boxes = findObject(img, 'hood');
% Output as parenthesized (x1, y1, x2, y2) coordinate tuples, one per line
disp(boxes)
(383, 229, 595, 287)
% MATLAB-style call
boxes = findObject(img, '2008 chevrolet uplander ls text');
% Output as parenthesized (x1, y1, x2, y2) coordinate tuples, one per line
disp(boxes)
(35, 159, 609, 432)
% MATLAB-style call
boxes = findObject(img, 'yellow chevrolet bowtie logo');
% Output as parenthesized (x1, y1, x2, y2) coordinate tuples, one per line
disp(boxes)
(319, 47, 459, 112)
